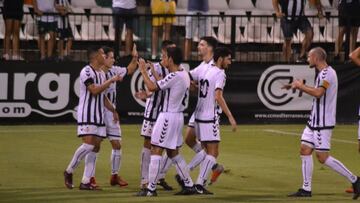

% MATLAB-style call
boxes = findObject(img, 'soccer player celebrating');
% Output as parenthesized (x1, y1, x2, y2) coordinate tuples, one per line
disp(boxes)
(84, 45, 138, 188)
(63, 46, 122, 190)
(192, 47, 237, 195)
(285, 47, 360, 199)
(181, 37, 225, 185)
(135, 40, 176, 191)
(136, 47, 196, 196)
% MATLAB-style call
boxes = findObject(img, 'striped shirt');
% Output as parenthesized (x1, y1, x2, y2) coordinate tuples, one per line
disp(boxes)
(77, 65, 106, 126)
(156, 69, 190, 113)
(105, 66, 128, 106)
(307, 66, 337, 130)
(143, 63, 169, 121)
(279, 0, 305, 20)
(194, 65, 226, 122)
(56, 0, 70, 29)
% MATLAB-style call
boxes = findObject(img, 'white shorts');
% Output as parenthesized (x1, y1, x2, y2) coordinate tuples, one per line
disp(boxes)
(188, 113, 195, 127)
(77, 124, 106, 138)
(301, 126, 332, 151)
(185, 11, 211, 39)
(104, 110, 121, 141)
(141, 119, 156, 138)
(151, 112, 183, 150)
(194, 120, 220, 142)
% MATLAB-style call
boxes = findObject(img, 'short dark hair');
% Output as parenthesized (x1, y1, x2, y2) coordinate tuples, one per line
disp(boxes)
(213, 47, 232, 62)
(200, 36, 218, 51)
(87, 45, 102, 60)
(101, 46, 114, 56)
(161, 40, 175, 50)
(166, 47, 183, 65)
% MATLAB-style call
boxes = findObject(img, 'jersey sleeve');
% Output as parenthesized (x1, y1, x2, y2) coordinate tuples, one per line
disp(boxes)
(319, 69, 332, 89)
(113, 66, 128, 78)
(189, 67, 200, 81)
(215, 72, 226, 90)
(156, 72, 177, 90)
(80, 66, 95, 87)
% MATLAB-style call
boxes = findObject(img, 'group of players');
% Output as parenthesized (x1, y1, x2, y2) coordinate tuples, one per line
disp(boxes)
(61, 34, 360, 199)
(62, 36, 237, 196)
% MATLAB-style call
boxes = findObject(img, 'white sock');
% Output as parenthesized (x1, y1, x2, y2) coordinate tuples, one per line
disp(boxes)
(301, 155, 313, 191)
(140, 147, 151, 185)
(147, 155, 162, 191)
(172, 154, 194, 187)
(188, 149, 206, 171)
(196, 155, 216, 185)
(66, 143, 94, 174)
(111, 149, 122, 175)
(192, 142, 202, 153)
(324, 156, 357, 183)
(82, 151, 97, 184)
(158, 153, 172, 180)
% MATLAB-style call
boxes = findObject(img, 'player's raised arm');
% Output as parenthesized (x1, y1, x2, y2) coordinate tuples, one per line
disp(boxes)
(87, 75, 122, 96)
(291, 78, 326, 98)
(126, 44, 139, 75)
(138, 58, 158, 92)
(215, 89, 237, 132)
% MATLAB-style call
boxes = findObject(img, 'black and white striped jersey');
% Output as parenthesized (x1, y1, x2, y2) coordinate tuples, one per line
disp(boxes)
(307, 66, 337, 130)
(279, 0, 306, 20)
(77, 65, 106, 126)
(143, 62, 169, 121)
(105, 66, 127, 106)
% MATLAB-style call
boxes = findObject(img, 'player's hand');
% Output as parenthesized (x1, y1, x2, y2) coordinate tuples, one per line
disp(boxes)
(229, 116, 237, 132)
(292, 79, 304, 89)
(132, 43, 138, 58)
(135, 90, 148, 100)
(281, 84, 292, 90)
(113, 111, 119, 123)
(111, 75, 123, 83)
(138, 58, 147, 73)
(275, 12, 284, 18)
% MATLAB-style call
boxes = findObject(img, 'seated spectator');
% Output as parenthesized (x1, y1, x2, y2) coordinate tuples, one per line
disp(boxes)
(55, 0, 73, 61)
(151, 0, 176, 59)
(33, 0, 57, 61)
(2, 0, 24, 60)
(112, 0, 136, 57)
(272, 0, 323, 63)
(184, 0, 210, 61)
(334, 0, 360, 61)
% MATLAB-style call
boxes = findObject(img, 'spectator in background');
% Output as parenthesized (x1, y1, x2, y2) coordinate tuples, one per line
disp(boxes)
(272, 0, 323, 63)
(33, 0, 57, 61)
(112, 0, 136, 57)
(55, 0, 73, 61)
(2, 0, 24, 60)
(334, 0, 360, 61)
(150, 0, 176, 60)
(184, 0, 210, 61)
(350, 47, 360, 66)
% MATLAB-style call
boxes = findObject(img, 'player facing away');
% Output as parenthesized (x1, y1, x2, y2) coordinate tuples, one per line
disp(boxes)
(84, 45, 139, 188)
(284, 47, 360, 199)
(134, 40, 176, 191)
(192, 47, 237, 194)
(63, 46, 122, 190)
(136, 47, 197, 196)
(180, 37, 225, 185)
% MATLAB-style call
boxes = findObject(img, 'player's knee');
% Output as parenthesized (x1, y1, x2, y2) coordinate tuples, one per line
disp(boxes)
(111, 141, 121, 150)
(315, 153, 328, 164)
(93, 144, 101, 153)
(300, 146, 312, 155)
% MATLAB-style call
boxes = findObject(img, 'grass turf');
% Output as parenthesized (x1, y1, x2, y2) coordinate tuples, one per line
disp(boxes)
(0, 124, 359, 203)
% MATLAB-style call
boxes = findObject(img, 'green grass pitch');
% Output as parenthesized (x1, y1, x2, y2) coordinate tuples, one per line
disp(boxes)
(0, 124, 359, 203)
